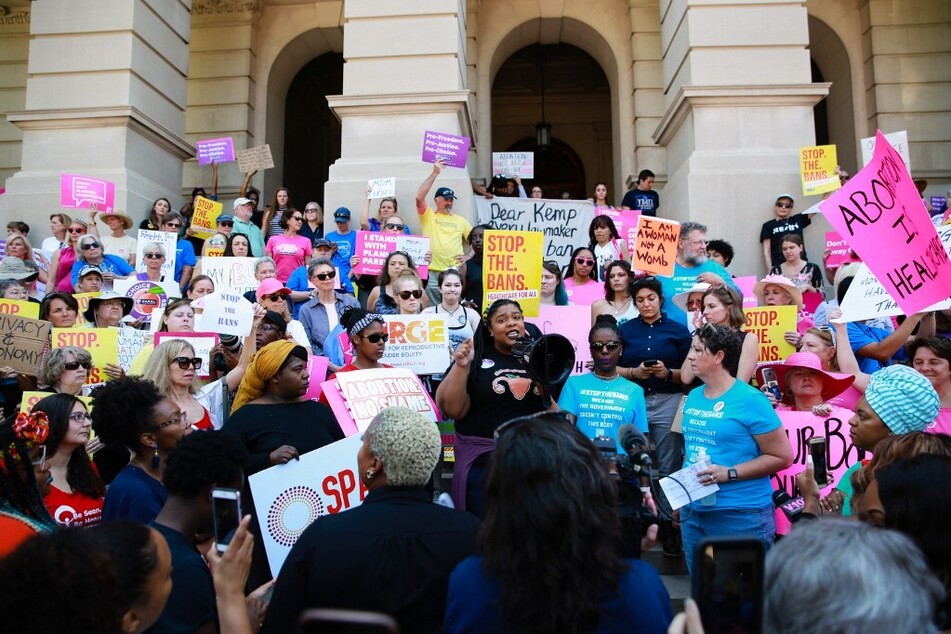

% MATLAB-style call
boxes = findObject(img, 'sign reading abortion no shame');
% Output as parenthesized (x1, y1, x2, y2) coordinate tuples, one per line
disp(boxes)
(0, 315, 50, 375)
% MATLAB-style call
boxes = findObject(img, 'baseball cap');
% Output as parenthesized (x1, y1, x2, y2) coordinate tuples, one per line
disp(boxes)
(262, 310, 288, 332)
(776, 194, 795, 203)
(217, 214, 234, 224)
(256, 278, 291, 300)
(435, 187, 456, 200)
(334, 207, 351, 222)
(233, 197, 253, 210)
(314, 238, 335, 250)
(78, 264, 103, 279)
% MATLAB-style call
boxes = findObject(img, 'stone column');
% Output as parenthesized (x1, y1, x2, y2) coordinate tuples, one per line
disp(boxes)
(653, 0, 828, 275)
(630, 0, 666, 189)
(324, 0, 473, 232)
(0, 5, 31, 187)
(1, 0, 192, 235)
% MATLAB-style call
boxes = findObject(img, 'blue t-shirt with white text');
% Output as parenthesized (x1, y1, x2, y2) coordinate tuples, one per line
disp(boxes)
(558, 373, 647, 450)
(660, 260, 736, 325)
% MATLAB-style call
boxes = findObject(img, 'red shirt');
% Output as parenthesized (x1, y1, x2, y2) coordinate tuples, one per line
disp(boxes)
(44, 486, 104, 527)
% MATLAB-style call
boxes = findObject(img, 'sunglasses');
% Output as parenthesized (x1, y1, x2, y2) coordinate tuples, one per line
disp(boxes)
(818, 326, 838, 348)
(64, 361, 92, 371)
(68, 228, 87, 234)
(314, 270, 336, 281)
(144, 252, 164, 259)
(776, 202, 793, 209)
(262, 293, 286, 302)
(218, 221, 234, 227)
(590, 340, 622, 352)
(385, 223, 405, 231)
(164, 223, 182, 229)
(575, 257, 596, 267)
(359, 332, 389, 344)
(305, 208, 319, 213)
(68, 411, 92, 423)
(291, 216, 303, 222)
(172, 356, 202, 370)
(31, 445, 47, 470)
(398, 290, 423, 300)
(494, 410, 576, 440)
(81, 242, 101, 250)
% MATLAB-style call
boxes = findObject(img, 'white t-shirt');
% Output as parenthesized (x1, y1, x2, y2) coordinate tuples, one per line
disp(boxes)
(41, 236, 66, 252)
(100, 234, 137, 263)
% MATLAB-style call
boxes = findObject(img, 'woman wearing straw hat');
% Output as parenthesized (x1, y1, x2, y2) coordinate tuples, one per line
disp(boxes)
(672, 281, 710, 334)
(96, 210, 137, 266)
(754, 273, 815, 350)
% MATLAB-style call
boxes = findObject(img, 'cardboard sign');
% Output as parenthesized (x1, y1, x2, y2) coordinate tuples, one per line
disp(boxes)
(303, 355, 330, 401)
(196, 289, 254, 337)
(492, 152, 534, 178)
(154, 332, 220, 379)
(60, 174, 115, 213)
(378, 314, 452, 375)
(820, 130, 951, 316)
(51, 328, 119, 383)
(475, 197, 595, 270)
(367, 177, 395, 199)
(421, 130, 470, 168)
(482, 230, 543, 317)
(799, 145, 840, 196)
(0, 315, 50, 375)
(595, 207, 641, 254)
(352, 232, 430, 279)
(236, 144, 274, 173)
(824, 231, 858, 268)
(0, 299, 38, 319)
(118, 328, 150, 372)
(860, 130, 910, 169)
(195, 137, 235, 165)
(201, 257, 258, 297)
(114, 278, 180, 323)
(249, 434, 365, 576)
(733, 276, 759, 309)
(190, 196, 223, 238)
(136, 229, 178, 280)
(325, 369, 439, 434)
(743, 305, 797, 363)
(632, 216, 680, 276)
(525, 304, 592, 376)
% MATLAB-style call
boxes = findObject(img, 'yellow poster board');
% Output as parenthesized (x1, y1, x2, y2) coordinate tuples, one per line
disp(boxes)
(51, 328, 120, 383)
(191, 196, 223, 238)
(744, 305, 798, 363)
(0, 299, 39, 319)
(800, 145, 840, 196)
(482, 230, 543, 317)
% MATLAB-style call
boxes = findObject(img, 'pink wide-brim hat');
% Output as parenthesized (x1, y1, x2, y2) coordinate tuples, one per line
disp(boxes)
(756, 351, 855, 405)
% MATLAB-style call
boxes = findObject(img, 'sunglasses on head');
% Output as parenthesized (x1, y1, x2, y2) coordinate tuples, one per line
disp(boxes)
(359, 332, 389, 344)
(590, 340, 621, 352)
(314, 270, 336, 281)
(172, 356, 202, 370)
(144, 252, 164, 259)
(575, 257, 596, 267)
(81, 241, 101, 250)
(398, 290, 423, 300)
(385, 223, 405, 231)
(64, 361, 92, 371)
(262, 292, 286, 302)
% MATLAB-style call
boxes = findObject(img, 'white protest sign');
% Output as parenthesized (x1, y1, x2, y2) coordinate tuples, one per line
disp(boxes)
(196, 289, 254, 337)
(113, 278, 181, 323)
(136, 230, 178, 280)
(492, 152, 534, 178)
(861, 130, 910, 170)
(236, 144, 274, 173)
(378, 314, 451, 375)
(202, 257, 258, 297)
(367, 177, 395, 199)
(154, 332, 219, 379)
(117, 328, 150, 372)
(249, 434, 364, 576)
(475, 197, 595, 270)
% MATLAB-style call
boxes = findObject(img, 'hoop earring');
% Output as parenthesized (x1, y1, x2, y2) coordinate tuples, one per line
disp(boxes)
(151, 446, 160, 470)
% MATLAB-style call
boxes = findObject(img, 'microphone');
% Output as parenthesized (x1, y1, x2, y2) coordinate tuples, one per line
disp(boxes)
(772, 489, 806, 522)
(617, 424, 653, 467)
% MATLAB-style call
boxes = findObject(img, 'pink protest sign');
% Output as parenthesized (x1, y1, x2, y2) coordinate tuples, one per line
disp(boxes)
(824, 231, 859, 269)
(421, 130, 470, 168)
(772, 408, 866, 534)
(327, 369, 440, 434)
(563, 280, 605, 306)
(352, 231, 429, 279)
(195, 137, 236, 165)
(595, 207, 640, 253)
(819, 130, 951, 315)
(525, 304, 592, 376)
(320, 379, 359, 437)
(303, 354, 329, 401)
(733, 276, 758, 308)
(60, 174, 115, 213)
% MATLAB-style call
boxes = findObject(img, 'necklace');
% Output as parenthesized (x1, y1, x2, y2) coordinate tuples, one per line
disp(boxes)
(609, 297, 632, 315)
(440, 303, 467, 325)
(594, 371, 620, 380)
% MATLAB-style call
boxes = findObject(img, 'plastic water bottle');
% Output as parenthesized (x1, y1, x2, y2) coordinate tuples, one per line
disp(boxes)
(695, 447, 716, 506)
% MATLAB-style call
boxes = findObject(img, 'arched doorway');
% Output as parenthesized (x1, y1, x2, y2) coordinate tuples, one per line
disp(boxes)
(491, 43, 611, 201)
(809, 16, 857, 173)
(282, 53, 343, 208)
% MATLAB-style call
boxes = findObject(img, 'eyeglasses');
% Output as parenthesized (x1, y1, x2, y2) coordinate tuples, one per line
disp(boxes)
(164, 223, 182, 229)
(776, 202, 793, 209)
(262, 293, 286, 302)
(68, 411, 92, 423)
(172, 356, 202, 370)
(30, 445, 47, 470)
(259, 324, 283, 333)
(358, 333, 389, 344)
(67, 228, 86, 234)
(218, 221, 234, 227)
(144, 252, 164, 259)
(64, 361, 92, 371)
(398, 290, 423, 300)
(314, 270, 336, 281)
(589, 341, 622, 352)
(384, 223, 405, 231)
(494, 410, 577, 440)
(81, 242, 101, 250)
(305, 208, 319, 213)
(151, 411, 189, 431)
(575, 257, 596, 267)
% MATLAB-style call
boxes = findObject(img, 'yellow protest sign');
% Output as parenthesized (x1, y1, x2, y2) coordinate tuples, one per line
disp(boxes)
(482, 230, 542, 317)
(799, 145, 840, 196)
(51, 328, 119, 383)
(73, 292, 99, 326)
(21, 392, 94, 415)
(191, 196, 223, 238)
(0, 298, 39, 319)
(632, 216, 680, 276)
(743, 305, 797, 363)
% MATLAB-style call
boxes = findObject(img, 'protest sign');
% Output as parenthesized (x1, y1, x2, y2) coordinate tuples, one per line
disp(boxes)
(525, 305, 592, 376)
(595, 207, 640, 254)
(249, 434, 365, 576)
(352, 232, 430, 279)
(475, 197, 594, 270)
(303, 355, 330, 401)
(72, 292, 98, 326)
(743, 305, 797, 363)
(632, 216, 680, 276)
(932, 196, 948, 215)
(0, 299, 38, 319)
(196, 290, 254, 337)
(195, 137, 235, 165)
(733, 276, 759, 309)
(325, 369, 439, 434)
(773, 408, 866, 533)
(799, 145, 840, 196)
(154, 332, 219, 379)
(482, 230, 543, 317)
(114, 278, 180, 323)
(860, 130, 910, 169)
(421, 131, 470, 168)
(136, 229, 178, 280)
(201, 257, 258, 296)
(492, 152, 534, 178)
(0, 315, 50, 375)
(824, 231, 858, 268)
(21, 392, 93, 417)
(60, 174, 115, 213)
(378, 314, 451, 375)
(118, 328, 150, 372)
(367, 177, 395, 199)
(820, 130, 951, 316)
(236, 144, 274, 173)
(52, 328, 119, 383)
(190, 196, 223, 238)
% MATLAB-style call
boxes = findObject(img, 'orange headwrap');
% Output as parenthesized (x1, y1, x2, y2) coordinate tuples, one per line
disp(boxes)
(230, 340, 300, 414)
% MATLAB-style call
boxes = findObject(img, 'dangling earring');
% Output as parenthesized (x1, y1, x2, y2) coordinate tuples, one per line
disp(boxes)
(366, 469, 374, 481)
(151, 446, 160, 469)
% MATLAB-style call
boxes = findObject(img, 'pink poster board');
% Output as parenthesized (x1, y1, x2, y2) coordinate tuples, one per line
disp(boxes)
(352, 231, 429, 279)
(733, 275, 758, 308)
(824, 231, 859, 269)
(303, 354, 330, 401)
(563, 279, 605, 306)
(525, 304, 592, 376)
(60, 174, 115, 213)
(421, 130, 470, 168)
(320, 379, 359, 437)
(595, 207, 641, 253)
(195, 137, 236, 165)
(324, 369, 441, 436)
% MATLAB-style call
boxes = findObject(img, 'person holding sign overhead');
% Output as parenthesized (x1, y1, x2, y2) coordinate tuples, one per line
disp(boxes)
(416, 161, 471, 305)
(360, 186, 410, 234)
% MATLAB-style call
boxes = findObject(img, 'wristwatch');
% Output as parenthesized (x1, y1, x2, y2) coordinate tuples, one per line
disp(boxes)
(728, 467, 738, 481)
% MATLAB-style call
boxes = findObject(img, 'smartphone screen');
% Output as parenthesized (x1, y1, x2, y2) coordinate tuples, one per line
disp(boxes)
(693, 537, 765, 634)
(808, 437, 828, 486)
(212, 488, 241, 553)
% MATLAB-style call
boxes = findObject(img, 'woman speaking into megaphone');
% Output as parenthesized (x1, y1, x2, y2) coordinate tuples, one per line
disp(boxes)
(436, 299, 560, 518)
